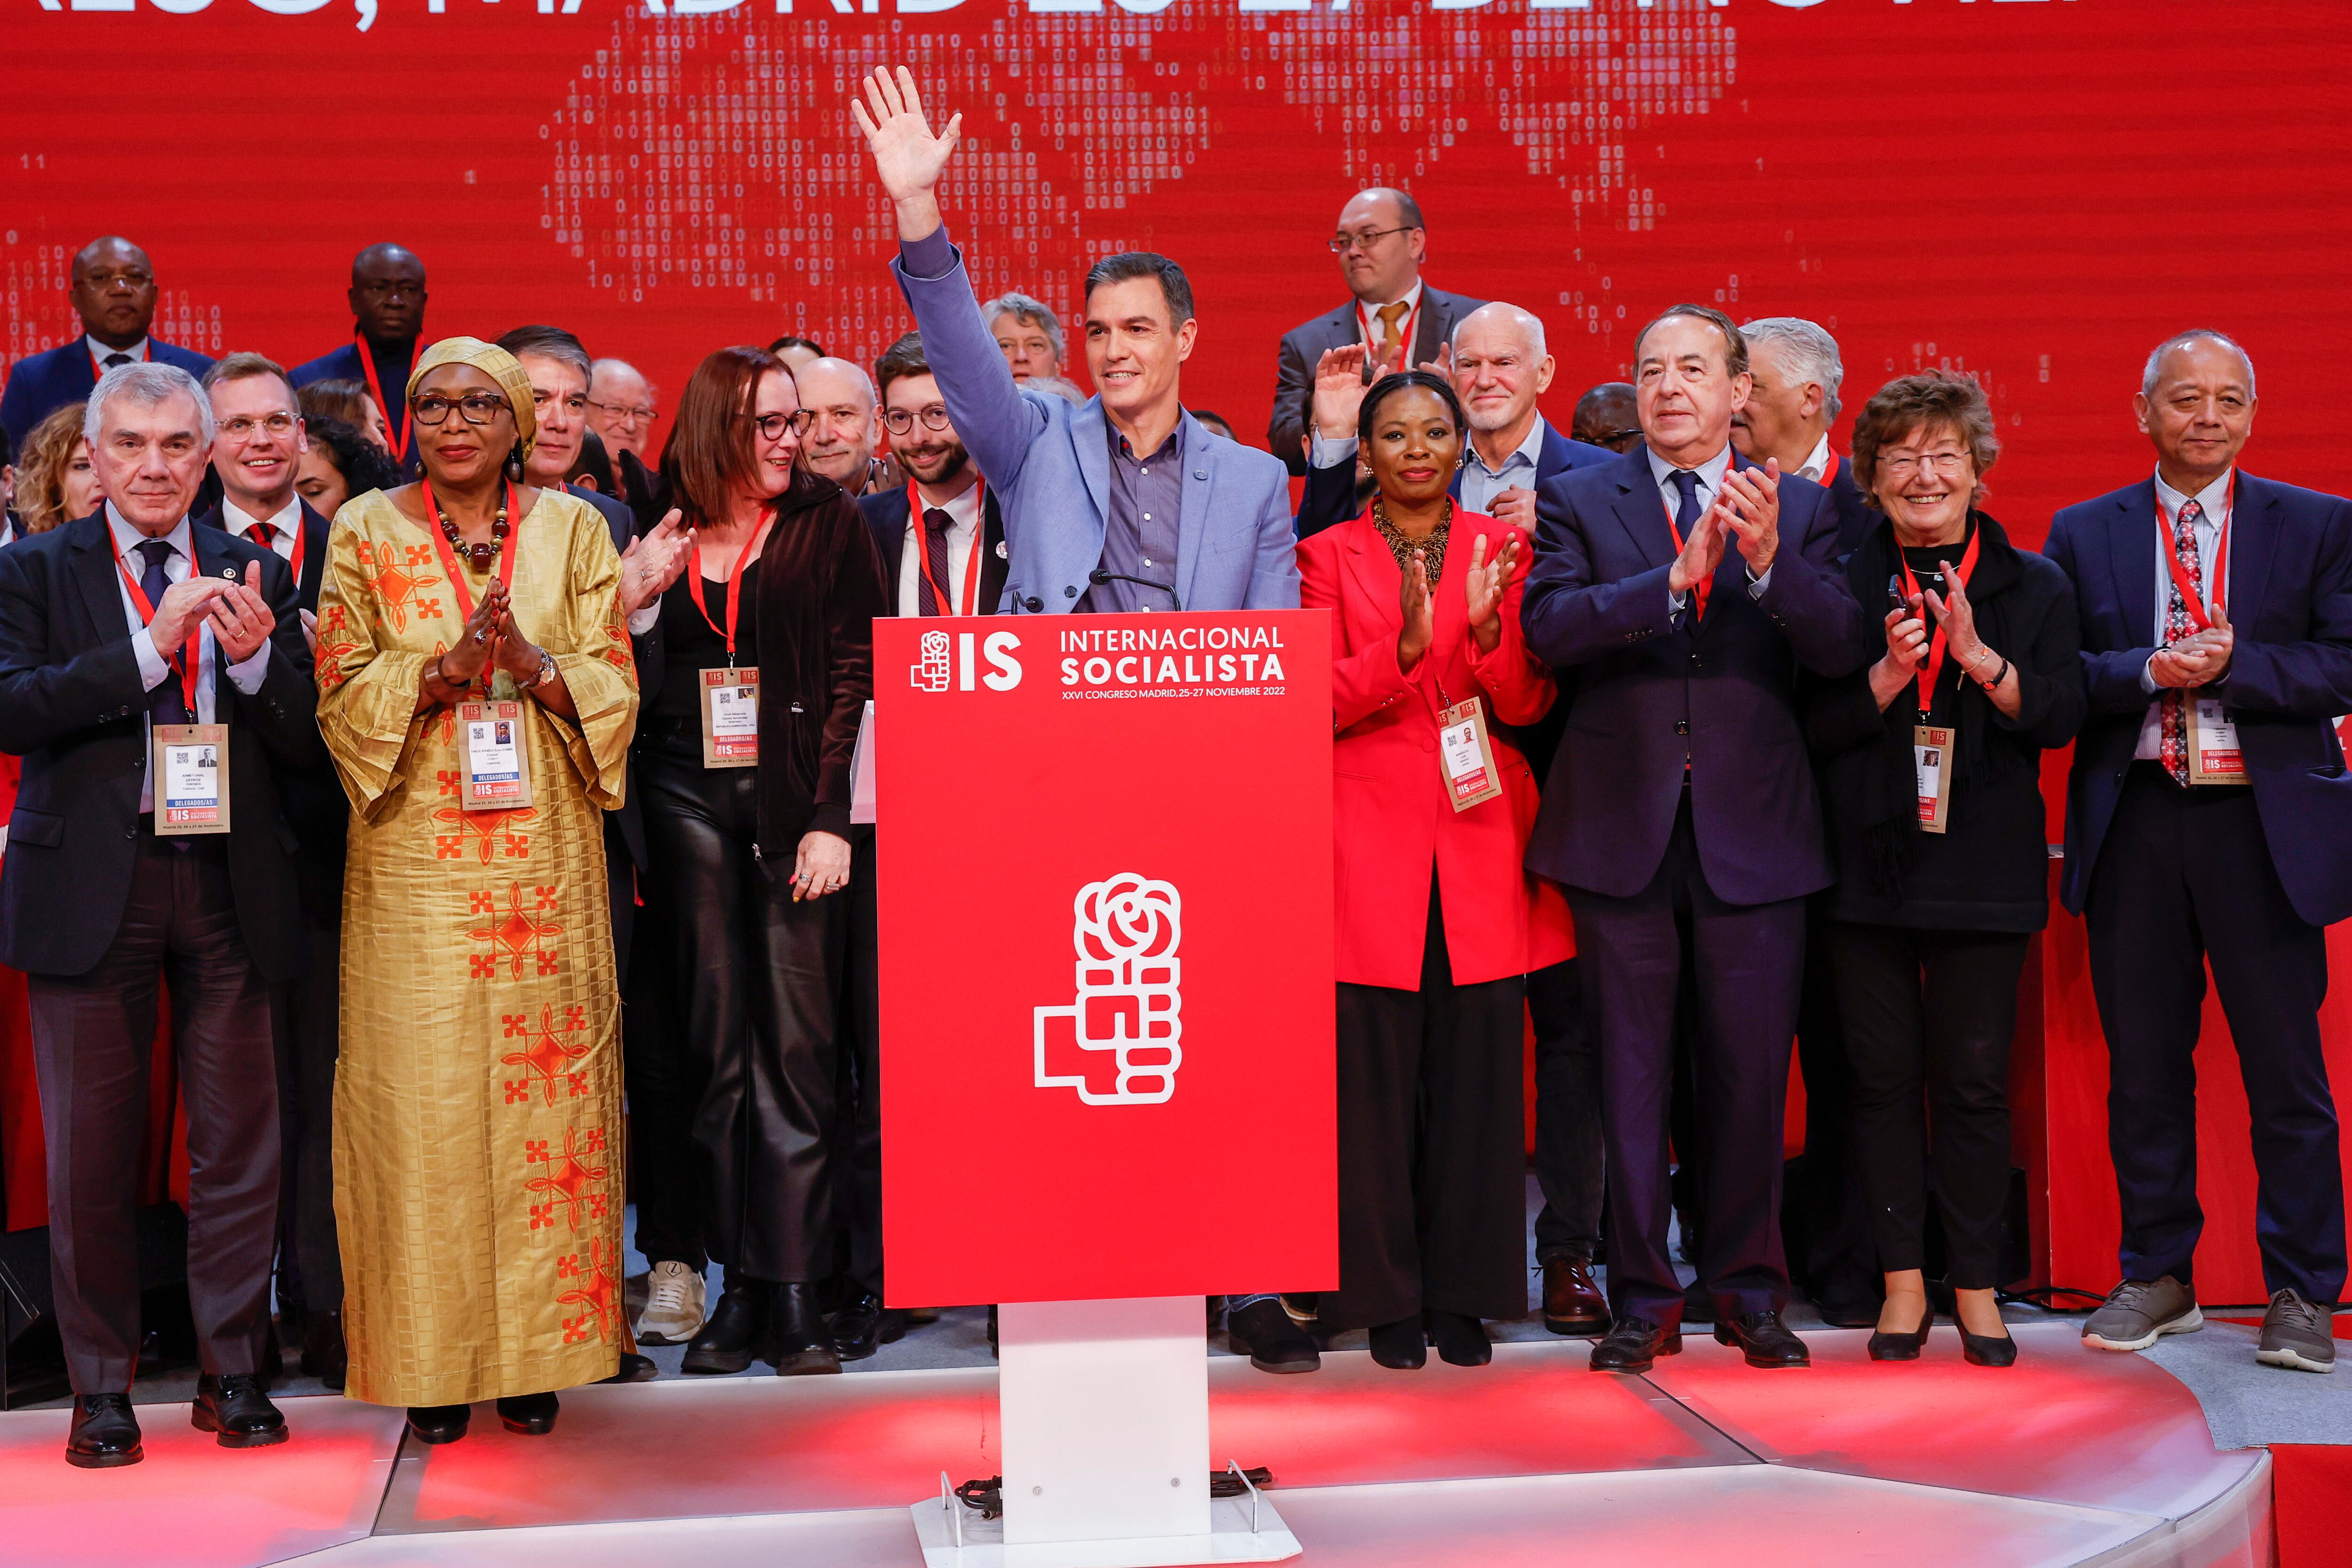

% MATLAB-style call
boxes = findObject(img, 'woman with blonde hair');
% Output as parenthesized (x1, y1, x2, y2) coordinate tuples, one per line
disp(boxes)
(12, 402, 103, 535)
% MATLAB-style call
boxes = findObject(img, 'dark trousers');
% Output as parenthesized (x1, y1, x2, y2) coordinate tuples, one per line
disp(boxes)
(834, 834, 885, 1298)
(1528, 958, 1603, 1265)
(27, 834, 280, 1392)
(1567, 794, 1806, 1325)
(621, 861, 706, 1272)
(1324, 882, 1527, 1331)
(1787, 897, 1881, 1310)
(270, 872, 342, 1317)
(642, 756, 845, 1283)
(2087, 766, 2346, 1303)
(1826, 923, 2027, 1290)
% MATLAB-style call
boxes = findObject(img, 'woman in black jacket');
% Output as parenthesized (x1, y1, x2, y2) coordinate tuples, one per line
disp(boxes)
(1806, 370, 2085, 1367)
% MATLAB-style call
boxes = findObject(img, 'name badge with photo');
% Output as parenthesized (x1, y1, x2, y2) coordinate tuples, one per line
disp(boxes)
(153, 724, 231, 836)
(1914, 724, 1955, 835)
(458, 700, 532, 812)
(2187, 697, 2249, 785)
(1437, 699, 1504, 812)
(701, 667, 760, 768)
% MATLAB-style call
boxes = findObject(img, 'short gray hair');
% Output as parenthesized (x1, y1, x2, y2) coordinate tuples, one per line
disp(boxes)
(1452, 301, 1548, 360)
(497, 324, 593, 382)
(86, 361, 213, 448)
(1740, 317, 1845, 421)
(982, 292, 1065, 364)
(2142, 329, 2257, 399)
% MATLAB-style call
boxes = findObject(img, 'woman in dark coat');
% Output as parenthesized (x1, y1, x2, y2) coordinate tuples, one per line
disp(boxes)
(1805, 370, 2085, 1367)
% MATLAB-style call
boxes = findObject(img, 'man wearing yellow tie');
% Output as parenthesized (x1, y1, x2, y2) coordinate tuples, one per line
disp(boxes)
(1267, 187, 1484, 475)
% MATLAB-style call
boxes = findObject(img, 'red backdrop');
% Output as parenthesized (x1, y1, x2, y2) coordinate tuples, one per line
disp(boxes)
(6, 0, 2350, 1300)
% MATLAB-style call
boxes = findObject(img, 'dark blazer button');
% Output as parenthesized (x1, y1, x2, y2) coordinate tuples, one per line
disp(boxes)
(1689, 652, 1702, 668)
(1065, 585, 1078, 598)
(1675, 719, 1690, 735)
(125, 827, 136, 840)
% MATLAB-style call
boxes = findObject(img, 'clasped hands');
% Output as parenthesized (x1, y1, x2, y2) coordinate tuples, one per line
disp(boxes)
(149, 574, 277, 666)
(1398, 533, 1519, 672)
(2150, 602, 2233, 689)
(422, 581, 548, 707)
(1667, 461, 1781, 595)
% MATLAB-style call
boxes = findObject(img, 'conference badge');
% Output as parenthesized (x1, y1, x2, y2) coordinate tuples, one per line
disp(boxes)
(153, 724, 232, 836)
(701, 667, 760, 768)
(1913, 724, 1955, 835)
(458, 700, 532, 812)
(1438, 698, 1504, 812)
(2187, 698, 2248, 785)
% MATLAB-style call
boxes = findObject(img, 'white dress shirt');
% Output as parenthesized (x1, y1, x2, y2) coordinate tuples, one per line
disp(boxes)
(86, 335, 150, 370)
(897, 480, 985, 617)
(2134, 466, 2233, 761)
(1797, 431, 1834, 484)
(1456, 418, 1548, 517)
(222, 495, 302, 561)
(1650, 444, 1774, 616)
(108, 504, 272, 811)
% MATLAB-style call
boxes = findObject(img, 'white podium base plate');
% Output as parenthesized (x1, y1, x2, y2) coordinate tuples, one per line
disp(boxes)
(909, 1491, 1303, 1568)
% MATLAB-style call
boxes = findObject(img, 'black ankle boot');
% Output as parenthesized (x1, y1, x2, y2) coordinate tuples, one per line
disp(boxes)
(496, 1392, 560, 1434)
(406, 1404, 470, 1445)
(1429, 1310, 1492, 1367)
(771, 1282, 843, 1376)
(682, 1280, 775, 1374)
(1368, 1317, 1427, 1370)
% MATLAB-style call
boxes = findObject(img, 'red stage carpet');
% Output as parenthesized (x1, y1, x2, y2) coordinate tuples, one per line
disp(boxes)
(0, 1324, 2277, 1568)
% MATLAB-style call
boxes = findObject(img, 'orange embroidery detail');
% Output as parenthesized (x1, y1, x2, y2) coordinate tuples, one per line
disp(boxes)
(433, 805, 536, 863)
(358, 538, 443, 634)
(502, 1003, 591, 1106)
(557, 1238, 622, 1344)
(525, 1125, 608, 1232)
(464, 882, 564, 980)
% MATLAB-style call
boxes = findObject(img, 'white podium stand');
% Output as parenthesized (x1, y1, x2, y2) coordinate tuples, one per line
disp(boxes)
(909, 1297, 1301, 1567)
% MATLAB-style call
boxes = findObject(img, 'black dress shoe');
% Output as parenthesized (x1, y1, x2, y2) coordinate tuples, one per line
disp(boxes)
(831, 1288, 907, 1362)
(191, 1373, 289, 1448)
(1542, 1258, 1610, 1335)
(301, 1310, 348, 1392)
(1589, 1316, 1681, 1373)
(771, 1282, 843, 1375)
(1715, 1310, 1811, 1368)
(406, 1404, 471, 1445)
(1368, 1317, 1427, 1370)
(1961, 1328, 2018, 1368)
(599, 1352, 660, 1384)
(1228, 1298, 1320, 1374)
(497, 1392, 560, 1434)
(65, 1393, 143, 1469)
(1429, 1310, 1492, 1368)
(682, 1280, 775, 1375)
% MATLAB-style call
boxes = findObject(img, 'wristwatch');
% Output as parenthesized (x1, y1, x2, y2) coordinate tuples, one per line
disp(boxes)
(527, 648, 558, 692)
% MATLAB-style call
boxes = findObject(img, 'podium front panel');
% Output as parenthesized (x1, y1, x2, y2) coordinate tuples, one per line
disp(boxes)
(874, 610, 1336, 1306)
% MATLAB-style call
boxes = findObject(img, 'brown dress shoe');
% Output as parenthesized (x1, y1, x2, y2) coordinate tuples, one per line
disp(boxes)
(1542, 1258, 1609, 1335)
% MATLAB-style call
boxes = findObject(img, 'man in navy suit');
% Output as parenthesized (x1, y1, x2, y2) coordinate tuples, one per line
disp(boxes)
(0, 237, 216, 451)
(288, 243, 428, 469)
(1521, 305, 1867, 1372)
(2046, 330, 2352, 1376)
(1736, 318, 1873, 558)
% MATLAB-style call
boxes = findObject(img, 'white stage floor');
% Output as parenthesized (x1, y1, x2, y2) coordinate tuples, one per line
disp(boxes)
(0, 1324, 2273, 1568)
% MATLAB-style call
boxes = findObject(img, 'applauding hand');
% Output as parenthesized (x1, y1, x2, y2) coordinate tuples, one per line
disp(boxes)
(1462, 532, 1520, 655)
(1398, 547, 1435, 673)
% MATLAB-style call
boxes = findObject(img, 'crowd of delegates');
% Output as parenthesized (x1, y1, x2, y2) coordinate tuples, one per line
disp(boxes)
(0, 64, 2345, 1471)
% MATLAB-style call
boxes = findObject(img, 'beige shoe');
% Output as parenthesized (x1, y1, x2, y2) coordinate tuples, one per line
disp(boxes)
(635, 1260, 708, 1345)
(2082, 1276, 2202, 1351)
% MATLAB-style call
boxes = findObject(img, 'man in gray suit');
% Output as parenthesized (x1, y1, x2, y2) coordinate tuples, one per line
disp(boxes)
(1267, 188, 1485, 475)
(854, 68, 1296, 619)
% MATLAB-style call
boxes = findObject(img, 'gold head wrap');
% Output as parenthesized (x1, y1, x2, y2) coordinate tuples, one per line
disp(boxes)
(405, 336, 537, 461)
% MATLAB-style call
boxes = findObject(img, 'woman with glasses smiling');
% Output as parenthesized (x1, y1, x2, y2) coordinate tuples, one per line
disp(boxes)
(1802, 371, 2084, 1367)
(313, 337, 640, 1445)
(635, 346, 885, 1379)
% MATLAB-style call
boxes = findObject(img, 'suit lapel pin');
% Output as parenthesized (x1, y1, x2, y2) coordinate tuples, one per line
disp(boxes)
(995, 541, 1008, 559)
(1193, 470, 1208, 480)
(220, 564, 238, 583)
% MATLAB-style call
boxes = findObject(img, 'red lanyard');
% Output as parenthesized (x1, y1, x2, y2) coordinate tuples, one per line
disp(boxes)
(1816, 451, 1840, 488)
(358, 334, 413, 463)
(88, 341, 146, 381)
(908, 478, 986, 617)
(1359, 296, 1421, 374)
(1896, 524, 1984, 715)
(2156, 472, 2233, 635)
(420, 477, 521, 626)
(687, 513, 775, 664)
(1662, 485, 1713, 621)
(245, 513, 304, 586)
(105, 521, 202, 717)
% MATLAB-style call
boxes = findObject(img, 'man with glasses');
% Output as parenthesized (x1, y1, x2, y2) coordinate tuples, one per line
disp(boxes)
(290, 243, 429, 469)
(1, 236, 217, 451)
(588, 357, 665, 518)
(796, 356, 903, 499)
(1267, 188, 1484, 475)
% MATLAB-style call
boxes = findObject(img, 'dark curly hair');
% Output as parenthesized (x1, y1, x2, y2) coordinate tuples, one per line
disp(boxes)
(303, 414, 402, 496)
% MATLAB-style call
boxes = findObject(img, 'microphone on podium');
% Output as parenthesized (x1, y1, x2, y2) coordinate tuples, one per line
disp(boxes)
(1088, 568, 1182, 612)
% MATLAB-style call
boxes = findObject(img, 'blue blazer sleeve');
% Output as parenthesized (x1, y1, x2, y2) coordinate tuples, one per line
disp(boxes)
(890, 229, 1049, 495)
(1296, 455, 1357, 542)
(2224, 493, 2352, 719)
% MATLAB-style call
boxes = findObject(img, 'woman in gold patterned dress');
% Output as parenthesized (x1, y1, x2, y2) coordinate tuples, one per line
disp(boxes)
(314, 337, 638, 1445)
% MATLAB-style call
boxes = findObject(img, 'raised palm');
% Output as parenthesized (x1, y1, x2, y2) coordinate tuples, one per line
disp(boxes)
(851, 66, 962, 200)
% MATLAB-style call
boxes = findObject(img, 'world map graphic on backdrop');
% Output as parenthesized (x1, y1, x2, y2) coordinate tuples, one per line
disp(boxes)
(3, 1, 2348, 531)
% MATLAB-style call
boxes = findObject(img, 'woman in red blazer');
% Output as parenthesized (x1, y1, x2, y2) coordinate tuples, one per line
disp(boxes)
(1298, 371, 1573, 1370)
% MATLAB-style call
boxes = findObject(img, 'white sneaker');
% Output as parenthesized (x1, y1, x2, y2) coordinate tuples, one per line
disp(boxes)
(635, 1260, 708, 1345)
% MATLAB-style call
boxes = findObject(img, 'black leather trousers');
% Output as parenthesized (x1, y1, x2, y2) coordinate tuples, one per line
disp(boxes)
(640, 756, 846, 1282)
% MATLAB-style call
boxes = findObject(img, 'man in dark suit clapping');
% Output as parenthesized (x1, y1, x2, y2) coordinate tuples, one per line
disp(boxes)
(0, 362, 319, 1465)
(1520, 305, 1866, 1373)
(2046, 330, 2352, 1377)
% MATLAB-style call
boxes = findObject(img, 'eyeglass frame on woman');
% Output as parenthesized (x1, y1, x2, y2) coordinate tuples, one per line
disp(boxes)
(410, 392, 512, 427)
(744, 409, 819, 440)
(880, 404, 954, 435)
(1328, 225, 1415, 254)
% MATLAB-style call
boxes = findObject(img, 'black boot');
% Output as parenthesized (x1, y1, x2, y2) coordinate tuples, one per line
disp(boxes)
(1368, 1317, 1426, 1370)
(65, 1394, 143, 1468)
(682, 1280, 775, 1375)
(405, 1404, 471, 1445)
(771, 1282, 843, 1375)
(496, 1392, 560, 1435)
(191, 1373, 289, 1448)
(831, 1288, 906, 1362)
(1428, 1311, 1492, 1368)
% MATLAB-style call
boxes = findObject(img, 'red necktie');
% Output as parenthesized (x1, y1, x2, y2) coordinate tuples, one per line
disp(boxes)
(2159, 499, 2206, 787)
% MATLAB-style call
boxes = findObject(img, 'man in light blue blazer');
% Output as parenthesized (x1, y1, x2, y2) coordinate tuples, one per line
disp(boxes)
(854, 67, 1296, 619)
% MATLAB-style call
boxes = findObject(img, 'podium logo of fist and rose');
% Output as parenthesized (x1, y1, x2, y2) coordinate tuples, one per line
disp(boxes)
(1035, 874, 1184, 1108)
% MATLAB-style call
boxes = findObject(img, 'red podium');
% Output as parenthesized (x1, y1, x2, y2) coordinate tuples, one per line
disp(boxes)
(874, 610, 1334, 1565)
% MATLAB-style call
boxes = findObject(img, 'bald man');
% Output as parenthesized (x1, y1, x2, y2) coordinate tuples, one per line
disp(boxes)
(796, 356, 903, 497)
(1269, 186, 1484, 475)
(288, 243, 429, 466)
(0, 237, 217, 450)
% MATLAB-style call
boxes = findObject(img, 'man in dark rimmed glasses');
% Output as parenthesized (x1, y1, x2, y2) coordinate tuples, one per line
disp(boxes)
(1266, 187, 1485, 475)
(0, 235, 218, 452)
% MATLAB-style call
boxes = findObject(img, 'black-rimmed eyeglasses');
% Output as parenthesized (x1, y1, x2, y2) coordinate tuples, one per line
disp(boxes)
(411, 393, 509, 427)
(882, 406, 953, 435)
